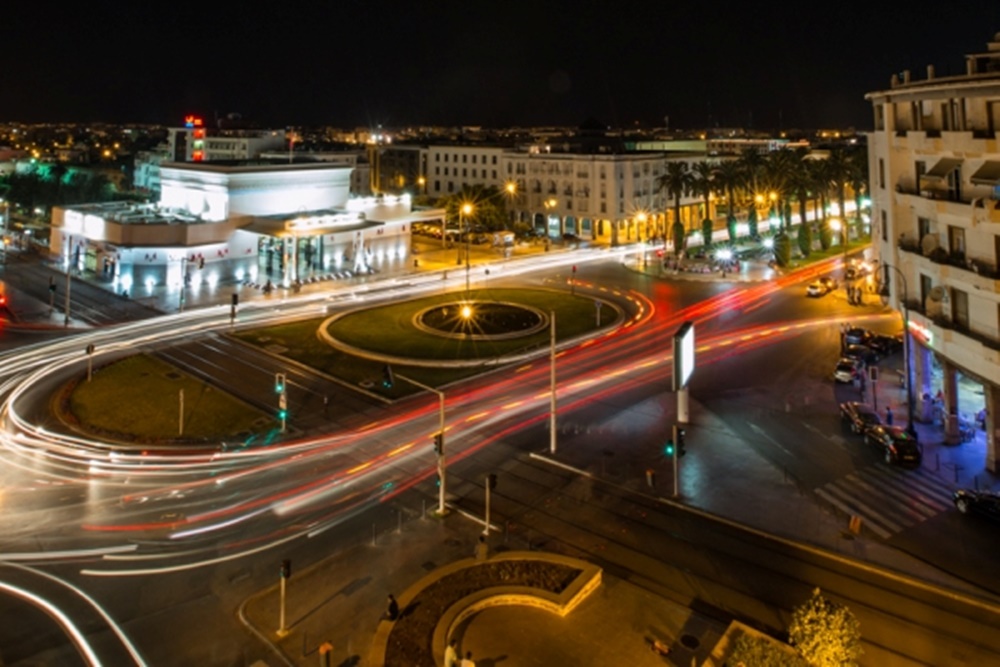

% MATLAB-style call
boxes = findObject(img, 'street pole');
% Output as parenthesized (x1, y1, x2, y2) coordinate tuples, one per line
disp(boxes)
(179, 388, 184, 435)
(86, 343, 94, 382)
(397, 374, 448, 516)
(179, 257, 188, 313)
(677, 386, 689, 425)
(881, 264, 916, 436)
(64, 266, 71, 327)
(550, 310, 557, 455)
(278, 575, 287, 636)
(672, 423, 680, 498)
(483, 476, 491, 536)
(280, 390, 287, 433)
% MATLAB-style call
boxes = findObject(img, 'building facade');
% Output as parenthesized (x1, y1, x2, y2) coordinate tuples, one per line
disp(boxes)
(867, 32, 1000, 471)
(51, 161, 444, 299)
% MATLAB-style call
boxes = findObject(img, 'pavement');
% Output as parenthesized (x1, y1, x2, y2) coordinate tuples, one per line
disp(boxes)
(5, 241, 1000, 666)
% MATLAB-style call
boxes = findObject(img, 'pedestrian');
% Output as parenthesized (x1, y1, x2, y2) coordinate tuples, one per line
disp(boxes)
(886, 406, 894, 426)
(386, 594, 399, 621)
(444, 639, 459, 667)
(459, 650, 476, 667)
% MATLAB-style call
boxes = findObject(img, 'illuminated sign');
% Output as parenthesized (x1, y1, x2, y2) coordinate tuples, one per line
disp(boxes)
(672, 321, 695, 391)
(908, 319, 933, 346)
(286, 213, 364, 232)
(184, 115, 204, 128)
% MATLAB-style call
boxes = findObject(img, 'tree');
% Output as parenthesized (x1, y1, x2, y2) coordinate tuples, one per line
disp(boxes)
(748, 206, 759, 239)
(730, 633, 809, 667)
(691, 160, 715, 240)
(847, 147, 868, 226)
(797, 219, 813, 258)
(656, 161, 693, 242)
(713, 159, 744, 243)
(702, 217, 714, 247)
(672, 220, 686, 256)
(773, 232, 791, 268)
(826, 147, 851, 247)
(789, 588, 862, 667)
(438, 184, 508, 232)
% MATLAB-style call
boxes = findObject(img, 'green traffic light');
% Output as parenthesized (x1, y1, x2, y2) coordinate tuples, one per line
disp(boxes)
(665, 442, 675, 456)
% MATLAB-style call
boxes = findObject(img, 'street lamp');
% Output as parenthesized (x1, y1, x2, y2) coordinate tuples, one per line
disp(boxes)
(505, 182, 517, 229)
(636, 211, 649, 268)
(878, 264, 916, 436)
(396, 373, 448, 516)
(460, 202, 474, 295)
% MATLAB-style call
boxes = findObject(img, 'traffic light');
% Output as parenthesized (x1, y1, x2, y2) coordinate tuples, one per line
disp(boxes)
(487, 473, 497, 490)
(433, 433, 443, 455)
(231, 293, 239, 307)
(382, 364, 394, 389)
(674, 424, 687, 457)
(275, 372, 286, 394)
(664, 440, 675, 457)
(280, 559, 291, 579)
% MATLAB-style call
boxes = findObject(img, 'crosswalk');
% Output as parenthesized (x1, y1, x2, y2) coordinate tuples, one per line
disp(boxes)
(815, 465, 956, 539)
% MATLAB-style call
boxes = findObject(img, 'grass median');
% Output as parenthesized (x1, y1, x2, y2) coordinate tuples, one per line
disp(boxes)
(66, 354, 274, 443)
(232, 287, 619, 397)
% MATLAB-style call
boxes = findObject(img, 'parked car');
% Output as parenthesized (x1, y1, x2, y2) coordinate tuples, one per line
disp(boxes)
(806, 277, 837, 297)
(867, 333, 904, 356)
(844, 344, 879, 366)
(839, 401, 883, 435)
(864, 425, 922, 466)
(834, 358, 863, 383)
(953, 489, 1000, 522)
(844, 327, 871, 346)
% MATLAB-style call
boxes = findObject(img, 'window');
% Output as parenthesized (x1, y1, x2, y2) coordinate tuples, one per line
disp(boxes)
(462, 155, 467, 163)
(948, 225, 966, 260)
(434, 180, 440, 191)
(918, 217, 931, 241)
(492, 156, 497, 165)
(462, 168, 467, 177)
(435, 154, 440, 162)
(444, 154, 448, 162)
(435, 167, 440, 175)
(920, 274, 932, 308)
(472, 155, 477, 164)
(447, 182, 454, 193)
(492, 170, 497, 179)
(881, 210, 888, 242)
(600, 203, 606, 213)
(878, 158, 885, 189)
(952, 288, 969, 329)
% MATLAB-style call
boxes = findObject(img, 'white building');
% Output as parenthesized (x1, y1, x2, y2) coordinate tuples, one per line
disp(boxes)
(867, 32, 1000, 470)
(51, 160, 444, 298)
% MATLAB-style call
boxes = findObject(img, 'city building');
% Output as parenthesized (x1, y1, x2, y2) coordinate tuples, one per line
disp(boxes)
(50, 160, 445, 299)
(866, 32, 1000, 470)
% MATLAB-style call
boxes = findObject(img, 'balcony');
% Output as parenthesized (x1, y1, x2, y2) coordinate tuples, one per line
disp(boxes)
(909, 300, 1000, 353)
(897, 240, 1000, 291)
(894, 186, 1000, 224)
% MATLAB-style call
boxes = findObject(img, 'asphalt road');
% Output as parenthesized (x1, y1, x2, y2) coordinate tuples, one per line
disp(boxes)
(1, 253, 999, 665)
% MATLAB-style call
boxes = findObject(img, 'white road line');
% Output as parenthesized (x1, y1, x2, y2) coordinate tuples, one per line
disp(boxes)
(814, 488, 892, 539)
(856, 468, 948, 514)
(821, 483, 903, 534)
(841, 473, 924, 523)
(748, 422, 794, 457)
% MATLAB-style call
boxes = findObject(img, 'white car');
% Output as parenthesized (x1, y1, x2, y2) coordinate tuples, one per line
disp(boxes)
(833, 358, 862, 383)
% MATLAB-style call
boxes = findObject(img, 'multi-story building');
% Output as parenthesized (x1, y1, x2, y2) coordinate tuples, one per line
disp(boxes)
(166, 116, 286, 163)
(384, 139, 708, 245)
(867, 32, 1000, 471)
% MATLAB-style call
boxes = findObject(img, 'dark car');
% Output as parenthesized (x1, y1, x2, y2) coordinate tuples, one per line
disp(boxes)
(839, 401, 883, 435)
(867, 333, 904, 356)
(953, 489, 1000, 522)
(844, 327, 871, 346)
(844, 344, 879, 366)
(864, 425, 922, 466)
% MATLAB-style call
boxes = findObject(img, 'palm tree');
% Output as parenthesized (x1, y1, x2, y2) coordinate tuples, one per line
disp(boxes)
(690, 160, 715, 242)
(761, 150, 796, 231)
(786, 148, 815, 238)
(655, 161, 693, 253)
(847, 146, 869, 226)
(826, 147, 852, 246)
(713, 159, 744, 241)
(808, 157, 834, 250)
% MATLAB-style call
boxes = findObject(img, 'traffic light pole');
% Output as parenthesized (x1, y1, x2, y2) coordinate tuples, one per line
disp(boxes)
(397, 374, 448, 516)
(484, 477, 491, 536)
(672, 424, 680, 498)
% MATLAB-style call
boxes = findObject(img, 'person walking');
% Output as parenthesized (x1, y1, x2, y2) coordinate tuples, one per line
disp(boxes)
(385, 594, 399, 621)
(444, 639, 459, 667)
(459, 650, 476, 667)
(886, 405, 894, 426)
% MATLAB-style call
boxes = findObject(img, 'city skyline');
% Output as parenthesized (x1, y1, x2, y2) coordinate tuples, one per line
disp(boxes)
(3, 2, 1000, 131)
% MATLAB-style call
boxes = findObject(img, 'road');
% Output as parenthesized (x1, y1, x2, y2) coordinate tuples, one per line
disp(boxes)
(0, 249, 998, 665)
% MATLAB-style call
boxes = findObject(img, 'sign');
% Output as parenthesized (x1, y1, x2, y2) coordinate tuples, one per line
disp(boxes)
(672, 321, 695, 391)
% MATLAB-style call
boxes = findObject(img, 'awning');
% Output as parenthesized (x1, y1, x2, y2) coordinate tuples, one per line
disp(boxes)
(922, 157, 962, 180)
(970, 161, 1000, 185)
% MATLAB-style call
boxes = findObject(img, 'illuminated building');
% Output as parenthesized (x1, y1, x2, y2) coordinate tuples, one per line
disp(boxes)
(867, 32, 1000, 470)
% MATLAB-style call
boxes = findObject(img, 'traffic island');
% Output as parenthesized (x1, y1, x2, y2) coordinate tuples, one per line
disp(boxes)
(369, 551, 602, 667)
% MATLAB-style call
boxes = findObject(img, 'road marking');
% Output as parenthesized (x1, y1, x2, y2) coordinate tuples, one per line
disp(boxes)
(803, 422, 848, 451)
(820, 483, 903, 534)
(814, 488, 892, 539)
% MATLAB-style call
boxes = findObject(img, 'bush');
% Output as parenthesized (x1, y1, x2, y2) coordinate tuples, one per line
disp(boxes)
(789, 588, 862, 667)
(702, 218, 714, 246)
(748, 209, 759, 238)
(730, 633, 809, 667)
(819, 220, 832, 250)
(727, 215, 738, 242)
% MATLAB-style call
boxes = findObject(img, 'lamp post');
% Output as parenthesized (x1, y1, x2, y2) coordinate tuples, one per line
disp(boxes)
(879, 263, 916, 436)
(397, 373, 448, 516)
(460, 203, 474, 295)
(505, 182, 517, 229)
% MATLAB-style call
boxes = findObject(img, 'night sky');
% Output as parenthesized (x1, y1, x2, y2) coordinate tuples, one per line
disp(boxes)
(4, 1, 1000, 130)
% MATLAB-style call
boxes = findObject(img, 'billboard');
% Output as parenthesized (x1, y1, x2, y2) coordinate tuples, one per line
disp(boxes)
(672, 321, 695, 391)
